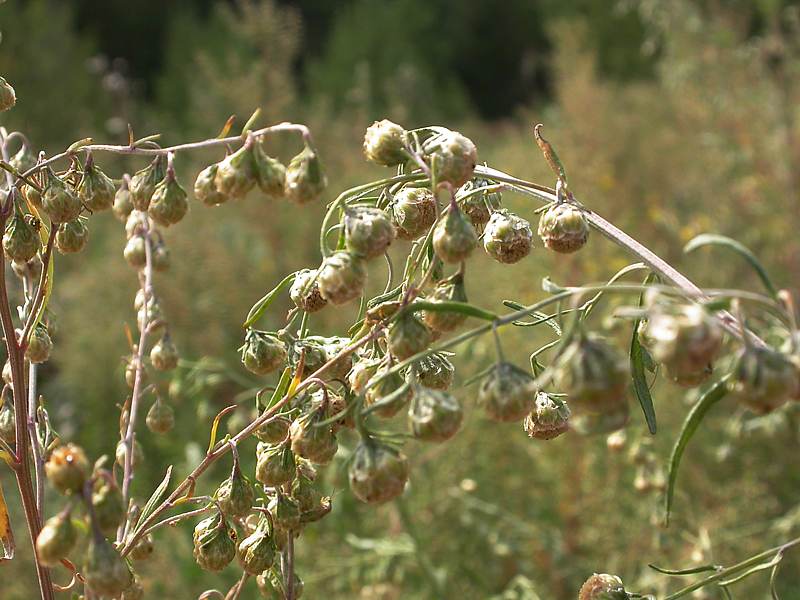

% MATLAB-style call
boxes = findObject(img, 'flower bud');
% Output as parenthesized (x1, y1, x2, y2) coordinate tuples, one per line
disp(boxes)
(129, 533, 154, 561)
(113, 181, 134, 221)
(194, 164, 229, 206)
(150, 333, 179, 371)
(255, 442, 295, 487)
(0, 76, 15, 111)
(422, 272, 468, 333)
(408, 387, 463, 442)
(25, 324, 53, 364)
(538, 202, 589, 253)
(349, 357, 381, 395)
(284, 145, 327, 204)
(293, 337, 328, 378)
(138, 297, 166, 336)
(391, 187, 437, 240)
(123, 235, 147, 269)
(148, 170, 188, 226)
(151, 242, 170, 272)
(215, 463, 255, 519)
(84, 536, 134, 596)
(456, 179, 502, 231)
(344, 206, 396, 259)
(433, 204, 478, 264)
(77, 157, 115, 211)
(317, 251, 366, 305)
(115, 439, 143, 469)
(237, 518, 276, 575)
(91, 478, 125, 536)
(415, 352, 455, 390)
(11, 255, 42, 281)
(349, 440, 409, 504)
(193, 511, 237, 572)
(290, 408, 338, 465)
(289, 269, 327, 312)
(578, 573, 627, 600)
(479, 362, 536, 422)
(269, 493, 301, 532)
(639, 301, 723, 386)
(254, 144, 287, 198)
(0, 400, 15, 444)
(23, 184, 42, 209)
(145, 399, 175, 434)
(291, 473, 318, 513)
(363, 119, 408, 166)
(425, 131, 477, 188)
(554, 333, 628, 415)
(483, 210, 533, 264)
(36, 510, 77, 566)
(570, 401, 630, 435)
(255, 416, 291, 444)
(728, 346, 799, 414)
(325, 390, 353, 432)
(365, 367, 413, 418)
(129, 156, 166, 211)
(241, 330, 287, 375)
(3, 210, 40, 262)
(54, 218, 89, 254)
(388, 312, 432, 361)
(257, 568, 304, 599)
(524, 393, 570, 440)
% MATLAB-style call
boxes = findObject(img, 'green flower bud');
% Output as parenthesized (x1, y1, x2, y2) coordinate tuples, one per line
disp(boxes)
(290, 408, 338, 465)
(257, 568, 304, 599)
(193, 511, 237, 572)
(483, 210, 533, 264)
(578, 574, 627, 600)
(293, 337, 328, 379)
(325, 390, 354, 431)
(237, 518, 276, 575)
(728, 346, 799, 414)
(215, 462, 255, 519)
(77, 156, 115, 211)
(425, 131, 477, 188)
(129, 533, 154, 561)
(148, 170, 188, 226)
(349, 440, 409, 504)
(349, 357, 381, 395)
(365, 367, 413, 418)
(194, 164, 229, 206)
(269, 493, 301, 532)
(91, 478, 125, 536)
(9, 145, 36, 173)
(317, 251, 366, 305)
(284, 145, 327, 204)
(570, 401, 630, 435)
(138, 296, 166, 336)
(524, 393, 570, 440)
(255, 442, 295, 487)
(115, 439, 144, 469)
(129, 156, 166, 211)
(145, 399, 175, 434)
(433, 204, 478, 264)
(23, 184, 42, 209)
(254, 144, 287, 198)
(291, 473, 318, 513)
(344, 206, 395, 259)
(363, 119, 408, 166)
(25, 324, 52, 364)
(554, 333, 628, 416)
(215, 144, 258, 199)
(255, 416, 291, 444)
(0, 399, 15, 445)
(538, 202, 589, 254)
(55, 218, 89, 254)
(289, 269, 327, 312)
(125, 210, 146, 239)
(408, 387, 463, 442)
(36, 510, 77, 566)
(3, 210, 40, 262)
(388, 312, 432, 361)
(241, 330, 287, 375)
(456, 179, 502, 231)
(415, 352, 455, 390)
(123, 234, 147, 269)
(479, 362, 536, 422)
(0, 76, 16, 111)
(84, 536, 134, 596)
(391, 187, 437, 240)
(113, 181, 134, 222)
(151, 242, 170, 272)
(150, 333, 179, 371)
(422, 272, 469, 333)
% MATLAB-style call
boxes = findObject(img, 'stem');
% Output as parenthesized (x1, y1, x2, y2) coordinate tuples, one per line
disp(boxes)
(27, 364, 44, 517)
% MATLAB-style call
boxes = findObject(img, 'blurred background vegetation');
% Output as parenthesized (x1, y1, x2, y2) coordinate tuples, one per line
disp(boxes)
(2, 0, 800, 598)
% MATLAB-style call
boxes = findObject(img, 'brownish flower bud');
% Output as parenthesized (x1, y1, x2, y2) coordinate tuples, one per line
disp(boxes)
(365, 366, 413, 419)
(387, 311, 432, 361)
(415, 352, 455, 390)
(0, 399, 15, 445)
(255, 415, 291, 444)
(524, 393, 570, 440)
(455, 178, 502, 230)
(424, 131, 477, 188)
(145, 399, 175, 434)
(728, 346, 799, 414)
(55, 218, 89, 254)
(422, 272, 469, 333)
(289, 269, 327, 312)
(45, 443, 90, 494)
(578, 573, 627, 600)
(255, 442, 295, 488)
(344, 206, 396, 259)
(193, 511, 237, 572)
(479, 362, 536, 422)
(349, 440, 409, 504)
(150, 333, 179, 371)
(0, 76, 16, 111)
(113, 180, 134, 221)
(483, 210, 533, 264)
(284, 145, 327, 204)
(391, 187, 437, 240)
(290, 407, 338, 465)
(241, 330, 287, 375)
(408, 386, 463, 442)
(194, 164, 229, 206)
(77, 156, 115, 211)
(129, 533, 154, 561)
(254, 143, 287, 198)
(538, 202, 589, 254)
(237, 517, 276, 575)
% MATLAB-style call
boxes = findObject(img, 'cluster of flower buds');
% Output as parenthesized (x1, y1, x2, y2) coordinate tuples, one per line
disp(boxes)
(578, 573, 628, 600)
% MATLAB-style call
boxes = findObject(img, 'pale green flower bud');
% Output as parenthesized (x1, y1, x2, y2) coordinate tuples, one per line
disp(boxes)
(3, 210, 40, 262)
(129, 156, 166, 211)
(148, 170, 188, 226)
(483, 209, 533, 264)
(344, 206, 395, 259)
(84, 536, 134, 596)
(433, 204, 478, 264)
(425, 131, 477, 188)
(538, 202, 589, 253)
(422, 272, 468, 333)
(388, 312, 431, 361)
(349, 440, 409, 504)
(194, 164, 229, 206)
(284, 145, 327, 204)
(77, 156, 115, 211)
(193, 512, 237, 572)
(55, 218, 89, 254)
(241, 330, 287, 375)
(45, 443, 90, 494)
(36, 510, 77, 566)
(391, 187, 437, 240)
(317, 251, 366, 305)
(0, 76, 16, 111)
(363, 119, 408, 166)
(479, 362, 536, 422)
(408, 387, 463, 442)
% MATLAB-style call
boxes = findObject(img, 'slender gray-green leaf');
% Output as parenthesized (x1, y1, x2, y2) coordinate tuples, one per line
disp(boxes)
(407, 301, 497, 322)
(630, 271, 659, 434)
(243, 272, 296, 328)
(648, 563, 722, 576)
(664, 377, 729, 526)
(133, 465, 173, 535)
(502, 301, 563, 335)
(684, 233, 778, 299)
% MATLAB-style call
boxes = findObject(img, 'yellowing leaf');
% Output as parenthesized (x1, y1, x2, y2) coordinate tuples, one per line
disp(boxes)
(0, 480, 15, 561)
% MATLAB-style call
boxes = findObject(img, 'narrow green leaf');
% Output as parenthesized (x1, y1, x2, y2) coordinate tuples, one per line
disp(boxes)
(503, 300, 563, 335)
(67, 137, 93, 153)
(406, 300, 497, 322)
(684, 233, 778, 299)
(243, 272, 296, 328)
(133, 465, 173, 536)
(241, 108, 261, 136)
(264, 368, 292, 410)
(664, 377, 729, 526)
(630, 271, 659, 434)
(648, 563, 722, 576)
(718, 553, 782, 587)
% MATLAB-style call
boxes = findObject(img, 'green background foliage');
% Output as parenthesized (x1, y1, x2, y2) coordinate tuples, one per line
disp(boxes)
(2, 0, 800, 598)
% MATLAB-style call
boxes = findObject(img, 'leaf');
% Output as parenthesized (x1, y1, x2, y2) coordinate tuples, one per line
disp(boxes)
(241, 108, 261, 136)
(242, 272, 296, 328)
(648, 563, 721, 576)
(664, 377, 729, 526)
(217, 115, 236, 139)
(207, 406, 237, 454)
(133, 466, 172, 536)
(630, 271, 660, 435)
(541, 277, 566, 294)
(684, 233, 778, 299)
(263, 367, 292, 410)
(503, 300, 563, 335)
(406, 300, 497, 322)
(66, 137, 93, 153)
(0, 480, 15, 561)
